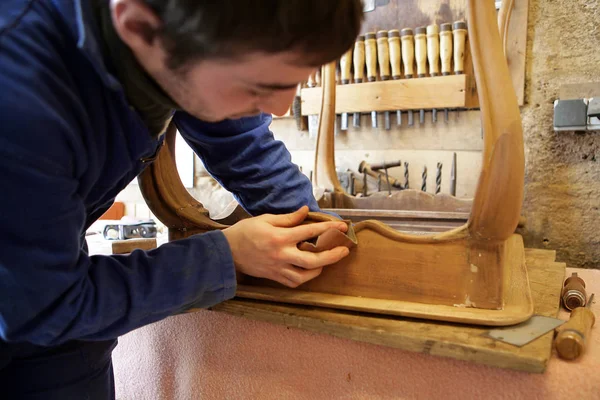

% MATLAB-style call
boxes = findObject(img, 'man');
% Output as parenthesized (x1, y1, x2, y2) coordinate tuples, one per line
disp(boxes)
(0, 0, 363, 398)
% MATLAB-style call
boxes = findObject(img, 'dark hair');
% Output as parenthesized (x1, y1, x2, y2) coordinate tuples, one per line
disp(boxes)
(143, 0, 364, 69)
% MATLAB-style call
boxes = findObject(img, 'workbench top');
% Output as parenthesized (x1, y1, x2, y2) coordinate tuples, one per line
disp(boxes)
(112, 254, 600, 399)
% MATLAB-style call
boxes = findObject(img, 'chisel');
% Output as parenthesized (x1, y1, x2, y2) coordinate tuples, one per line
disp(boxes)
(453, 21, 467, 119)
(352, 35, 365, 128)
(414, 26, 427, 124)
(426, 23, 440, 123)
(401, 28, 415, 126)
(364, 32, 378, 128)
(339, 47, 353, 131)
(307, 71, 318, 138)
(440, 23, 453, 122)
(388, 29, 402, 127)
(376, 30, 391, 130)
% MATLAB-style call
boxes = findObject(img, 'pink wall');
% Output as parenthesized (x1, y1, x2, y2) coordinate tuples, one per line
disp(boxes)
(112, 268, 600, 399)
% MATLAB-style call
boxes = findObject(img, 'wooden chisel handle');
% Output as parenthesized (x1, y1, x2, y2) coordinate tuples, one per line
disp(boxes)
(388, 29, 401, 80)
(340, 47, 353, 85)
(426, 24, 440, 76)
(376, 30, 390, 80)
(364, 32, 377, 82)
(555, 306, 595, 360)
(401, 28, 414, 78)
(414, 26, 427, 78)
(453, 21, 468, 74)
(353, 35, 365, 83)
(440, 23, 453, 76)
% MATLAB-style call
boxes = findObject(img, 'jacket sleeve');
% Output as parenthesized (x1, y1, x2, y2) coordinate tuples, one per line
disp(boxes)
(173, 112, 320, 216)
(0, 134, 237, 346)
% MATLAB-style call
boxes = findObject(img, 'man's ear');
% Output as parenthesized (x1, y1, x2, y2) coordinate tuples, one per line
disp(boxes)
(111, 0, 162, 53)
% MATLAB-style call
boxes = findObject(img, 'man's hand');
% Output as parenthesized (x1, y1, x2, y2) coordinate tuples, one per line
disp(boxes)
(222, 206, 350, 288)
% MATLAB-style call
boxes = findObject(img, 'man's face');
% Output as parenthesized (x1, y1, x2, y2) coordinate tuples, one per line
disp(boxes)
(148, 52, 315, 122)
(111, 0, 316, 122)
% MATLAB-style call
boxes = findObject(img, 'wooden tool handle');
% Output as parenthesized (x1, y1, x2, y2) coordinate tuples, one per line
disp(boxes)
(388, 29, 401, 79)
(555, 307, 596, 360)
(376, 30, 390, 80)
(453, 21, 467, 74)
(364, 32, 378, 82)
(340, 47, 353, 84)
(353, 35, 365, 83)
(401, 28, 415, 78)
(307, 71, 317, 88)
(414, 27, 427, 77)
(426, 24, 440, 76)
(440, 23, 453, 76)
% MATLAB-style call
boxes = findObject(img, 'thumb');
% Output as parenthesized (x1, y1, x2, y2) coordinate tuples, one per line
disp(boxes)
(264, 206, 309, 227)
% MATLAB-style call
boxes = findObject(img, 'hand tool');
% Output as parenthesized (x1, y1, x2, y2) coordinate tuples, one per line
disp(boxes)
(352, 35, 365, 128)
(404, 161, 409, 189)
(388, 29, 402, 127)
(421, 165, 427, 192)
(339, 47, 353, 131)
(440, 23, 453, 122)
(485, 315, 565, 347)
(103, 220, 157, 240)
(358, 161, 403, 189)
(364, 32, 378, 128)
(450, 152, 457, 196)
(453, 21, 467, 119)
(555, 293, 595, 360)
(377, 31, 391, 130)
(426, 23, 440, 123)
(414, 26, 427, 124)
(291, 83, 307, 131)
(362, 169, 368, 196)
(435, 162, 442, 194)
(401, 28, 415, 126)
(561, 272, 588, 311)
(370, 160, 402, 171)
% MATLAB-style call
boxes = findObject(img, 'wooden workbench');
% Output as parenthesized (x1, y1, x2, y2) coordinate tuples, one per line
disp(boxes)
(213, 248, 564, 373)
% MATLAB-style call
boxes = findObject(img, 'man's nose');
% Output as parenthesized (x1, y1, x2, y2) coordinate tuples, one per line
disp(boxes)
(258, 88, 297, 116)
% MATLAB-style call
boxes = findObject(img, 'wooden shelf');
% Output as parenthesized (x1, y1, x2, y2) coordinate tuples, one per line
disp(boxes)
(301, 74, 470, 115)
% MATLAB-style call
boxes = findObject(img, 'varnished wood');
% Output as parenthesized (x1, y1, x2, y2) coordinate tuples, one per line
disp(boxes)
(111, 238, 157, 255)
(212, 249, 564, 373)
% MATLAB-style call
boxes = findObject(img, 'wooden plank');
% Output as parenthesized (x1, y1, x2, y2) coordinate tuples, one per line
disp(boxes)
(559, 82, 600, 100)
(111, 238, 157, 255)
(300, 75, 467, 115)
(211, 248, 565, 373)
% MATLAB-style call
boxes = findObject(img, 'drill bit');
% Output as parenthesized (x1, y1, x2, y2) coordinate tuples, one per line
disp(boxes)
(404, 161, 409, 189)
(450, 152, 457, 196)
(435, 162, 443, 194)
(421, 165, 427, 192)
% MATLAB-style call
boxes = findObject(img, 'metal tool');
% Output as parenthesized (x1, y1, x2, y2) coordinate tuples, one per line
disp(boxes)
(377, 30, 391, 130)
(404, 161, 409, 189)
(426, 23, 440, 123)
(440, 23, 453, 122)
(339, 47, 353, 131)
(435, 162, 442, 194)
(388, 29, 402, 127)
(401, 28, 415, 126)
(450, 152, 457, 196)
(453, 21, 467, 119)
(562, 272, 588, 311)
(555, 293, 596, 360)
(421, 165, 427, 192)
(364, 32, 378, 128)
(485, 315, 565, 347)
(358, 161, 403, 189)
(103, 220, 157, 240)
(352, 35, 365, 128)
(414, 26, 427, 124)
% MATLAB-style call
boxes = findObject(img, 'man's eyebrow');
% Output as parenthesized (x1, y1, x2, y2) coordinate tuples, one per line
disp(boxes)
(254, 82, 299, 91)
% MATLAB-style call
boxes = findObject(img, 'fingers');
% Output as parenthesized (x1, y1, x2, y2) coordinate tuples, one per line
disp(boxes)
(282, 246, 350, 269)
(262, 206, 309, 228)
(286, 220, 348, 243)
(278, 265, 323, 288)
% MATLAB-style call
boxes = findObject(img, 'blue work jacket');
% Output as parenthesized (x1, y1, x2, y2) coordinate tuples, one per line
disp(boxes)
(0, 0, 319, 346)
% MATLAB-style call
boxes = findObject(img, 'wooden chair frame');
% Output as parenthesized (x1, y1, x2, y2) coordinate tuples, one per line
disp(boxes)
(139, 0, 532, 326)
